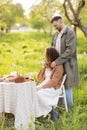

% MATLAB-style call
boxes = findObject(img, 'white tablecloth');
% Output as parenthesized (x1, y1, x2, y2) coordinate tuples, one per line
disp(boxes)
(0, 81, 36, 130)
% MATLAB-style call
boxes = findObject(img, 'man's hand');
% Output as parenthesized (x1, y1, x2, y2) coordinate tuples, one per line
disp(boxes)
(51, 61, 56, 68)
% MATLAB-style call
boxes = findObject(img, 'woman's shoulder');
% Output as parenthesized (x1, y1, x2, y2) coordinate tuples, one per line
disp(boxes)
(51, 65, 64, 77)
(54, 65, 64, 72)
(55, 64, 63, 69)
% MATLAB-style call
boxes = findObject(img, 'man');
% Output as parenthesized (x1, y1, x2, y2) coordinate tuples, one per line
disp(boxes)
(50, 16, 79, 106)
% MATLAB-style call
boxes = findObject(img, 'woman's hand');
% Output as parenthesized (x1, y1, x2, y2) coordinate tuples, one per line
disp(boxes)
(44, 61, 48, 68)
(44, 61, 51, 68)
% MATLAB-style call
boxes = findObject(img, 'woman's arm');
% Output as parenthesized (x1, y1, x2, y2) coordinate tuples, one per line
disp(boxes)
(37, 67, 45, 82)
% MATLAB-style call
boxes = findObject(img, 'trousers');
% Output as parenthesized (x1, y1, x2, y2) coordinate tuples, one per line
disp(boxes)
(65, 88, 73, 106)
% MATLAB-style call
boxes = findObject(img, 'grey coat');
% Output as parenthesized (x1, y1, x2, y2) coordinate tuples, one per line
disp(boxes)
(51, 26, 79, 89)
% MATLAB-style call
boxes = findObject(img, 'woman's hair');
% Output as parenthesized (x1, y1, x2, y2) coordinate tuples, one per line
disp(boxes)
(45, 47, 59, 63)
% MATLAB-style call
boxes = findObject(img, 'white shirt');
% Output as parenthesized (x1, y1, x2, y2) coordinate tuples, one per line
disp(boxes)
(56, 26, 67, 55)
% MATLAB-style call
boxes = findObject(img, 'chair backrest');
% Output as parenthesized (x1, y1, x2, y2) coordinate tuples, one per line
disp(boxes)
(60, 74, 67, 90)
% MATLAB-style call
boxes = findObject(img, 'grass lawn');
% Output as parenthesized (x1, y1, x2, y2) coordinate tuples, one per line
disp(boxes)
(0, 31, 87, 130)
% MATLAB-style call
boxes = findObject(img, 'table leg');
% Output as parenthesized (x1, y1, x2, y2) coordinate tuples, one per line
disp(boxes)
(2, 112, 5, 117)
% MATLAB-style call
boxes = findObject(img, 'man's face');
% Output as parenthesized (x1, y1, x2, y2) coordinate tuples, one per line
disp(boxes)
(52, 20, 62, 32)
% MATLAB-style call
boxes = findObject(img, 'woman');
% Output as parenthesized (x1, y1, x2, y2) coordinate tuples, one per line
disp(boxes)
(35, 47, 64, 118)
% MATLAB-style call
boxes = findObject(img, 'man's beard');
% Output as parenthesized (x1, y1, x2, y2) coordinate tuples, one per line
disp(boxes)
(57, 27, 62, 32)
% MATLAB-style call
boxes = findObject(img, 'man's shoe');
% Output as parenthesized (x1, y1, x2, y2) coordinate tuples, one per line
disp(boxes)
(50, 108, 59, 121)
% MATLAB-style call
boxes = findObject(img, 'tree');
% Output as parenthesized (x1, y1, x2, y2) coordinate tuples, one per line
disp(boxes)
(29, 5, 49, 32)
(62, 0, 87, 37)
(0, 0, 25, 32)
(28, 0, 61, 34)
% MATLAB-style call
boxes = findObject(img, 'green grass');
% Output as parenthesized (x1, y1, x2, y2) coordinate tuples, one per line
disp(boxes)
(77, 29, 87, 53)
(0, 30, 87, 130)
(0, 31, 50, 76)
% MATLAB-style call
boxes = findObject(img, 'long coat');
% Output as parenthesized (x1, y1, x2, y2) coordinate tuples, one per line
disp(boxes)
(51, 26, 79, 89)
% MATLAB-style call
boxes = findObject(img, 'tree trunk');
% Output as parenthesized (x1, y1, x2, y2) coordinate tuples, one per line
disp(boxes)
(78, 25, 87, 37)
(73, 25, 77, 39)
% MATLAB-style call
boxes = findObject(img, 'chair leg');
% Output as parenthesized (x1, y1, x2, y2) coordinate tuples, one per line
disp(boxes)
(63, 91, 68, 112)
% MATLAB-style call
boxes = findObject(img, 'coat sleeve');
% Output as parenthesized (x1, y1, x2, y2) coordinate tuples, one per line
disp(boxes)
(37, 67, 45, 82)
(41, 65, 64, 89)
(55, 30, 76, 65)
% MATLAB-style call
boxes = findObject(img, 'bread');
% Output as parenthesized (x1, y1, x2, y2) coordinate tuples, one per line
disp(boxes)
(0, 75, 34, 83)
(2, 75, 26, 83)
(14, 76, 26, 83)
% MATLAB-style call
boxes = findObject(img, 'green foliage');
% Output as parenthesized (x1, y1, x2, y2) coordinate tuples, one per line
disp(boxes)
(28, 0, 61, 32)
(77, 29, 87, 53)
(0, 117, 5, 130)
(29, 5, 49, 32)
(79, 0, 87, 26)
(0, 0, 25, 31)
(35, 117, 55, 130)
(29, 9, 46, 30)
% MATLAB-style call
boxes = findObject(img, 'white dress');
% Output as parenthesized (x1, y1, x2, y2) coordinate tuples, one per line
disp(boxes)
(35, 68, 62, 117)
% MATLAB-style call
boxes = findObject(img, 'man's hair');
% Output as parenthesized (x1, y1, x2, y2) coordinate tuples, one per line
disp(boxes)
(51, 16, 62, 23)
(46, 47, 59, 62)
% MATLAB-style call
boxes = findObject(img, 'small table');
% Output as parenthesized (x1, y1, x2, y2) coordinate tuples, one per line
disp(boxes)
(0, 81, 36, 129)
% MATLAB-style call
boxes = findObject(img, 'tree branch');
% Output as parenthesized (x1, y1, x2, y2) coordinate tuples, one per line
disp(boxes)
(63, 0, 73, 24)
(62, 0, 87, 37)
(76, 0, 85, 16)
(67, 0, 76, 17)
